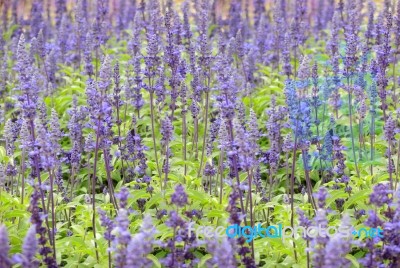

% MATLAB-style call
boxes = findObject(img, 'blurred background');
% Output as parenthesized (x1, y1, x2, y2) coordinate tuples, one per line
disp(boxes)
(0, 0, 390, 35)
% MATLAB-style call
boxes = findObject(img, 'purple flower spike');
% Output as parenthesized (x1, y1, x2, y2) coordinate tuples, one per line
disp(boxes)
(0, 225, 11, 267)
(171, 184, 188, 207)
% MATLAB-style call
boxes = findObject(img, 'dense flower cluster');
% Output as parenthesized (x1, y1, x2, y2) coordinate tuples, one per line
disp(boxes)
(1, 0, 400, 267)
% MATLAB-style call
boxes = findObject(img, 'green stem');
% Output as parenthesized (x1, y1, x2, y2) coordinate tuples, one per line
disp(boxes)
(48, 169, 57, 260)
(19, 137, 26, 205)
(219, 150, 224, 204)
(164, 143, 170, 192)
(302, 150, 317, 211)
(370, 107, 375, 177)
(150, 92, 162, 186)
(182, 111, 187, 178)
(103, 150, 119, 210)
(289, 121, 299, 262)
(248, 169, 255, 259)
(348, 92, 360, 177)
(198, 90, 210, 180)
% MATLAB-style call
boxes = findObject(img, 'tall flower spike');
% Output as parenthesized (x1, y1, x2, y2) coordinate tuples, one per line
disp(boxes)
(322, 215, 352, 268)
(253, 0, 266, 28)
(16, 34, 40, 120)
(98, 55, 112, 93)
(369, 183, 392, 207)
(282, 32, 292, 78)
(161, 116, 173, 148)
(29, 187, 56, 267)
(19, 118, 31, 150)
(13, 225, 39, 268)
(116, 187, 130, 209)
(207, 237, 238, 267)
(49, 109, 62, 149)
(16, 34, 30, 85)
(206, 116, 220, 156)
(0, 163, 5, 188)
(297, 55, 311, 84)
(234, 119, 257, 170)
(171, 184, 188, 207)
(332, 135, 346, 176)
(35, 120, 57, 171)
(113, 208, 131, 267)
(29, 0, 44, 38)
(314, 187, 328, 208)
(99, 209, 115, 243)
(310, 208, 329, 267)
(128, 12, 142, 57)
(84, 133, 95, 153)
(84, 32, 94, 77)
(126, 215, 156, 267)
(218, 118, 230, 151)
(113, 62, 124, 116)
(132, 56, 144, 111)
(366, 1, 375, 42)
(0, 225, 11, 267)
(384, 114, 396, 144)
(4, 119, 18, 156)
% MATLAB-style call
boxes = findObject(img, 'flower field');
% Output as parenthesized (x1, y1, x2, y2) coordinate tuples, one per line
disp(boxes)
(1, 0, 400, 267)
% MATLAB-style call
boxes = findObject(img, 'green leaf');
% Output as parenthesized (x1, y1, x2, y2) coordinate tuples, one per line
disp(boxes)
(326, 190, 349, 207)
(346, 254, 360, 268)
(344, 189, 371, 209)
(147, 254, 162, 268)
(186, 189, 209, 204)
(4, 209, 27, 218)
(206, 209, 227, 218)
(198, 254, 212, 267)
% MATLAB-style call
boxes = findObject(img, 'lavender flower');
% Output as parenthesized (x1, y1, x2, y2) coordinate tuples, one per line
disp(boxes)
(204, 162, 217, 177)
(234, 119, 257, 170)
(15, 34, 40, 120)
(332, 135, 346, 176)
(0, 163, 5, 188)
(98, 55, 112, 93)
(322, 215, 352, 268)
(4, 119, 19, 156)
(13, 225, 39, 268)
(282, 33, 292, 77)
(297, 209, 312, 229)
(206, 117, 221, 156)
(84, 32, 94, 77)
(314, 187, 329, 208)
(207, 237, 237, 267)
(113, 208, 131, 267)
(131, 56, 145, 111)
(29, 1, 44, 38)
(320, 131, 333, 163)
(384, 114, 397, 144)
(370, 183, 392, 207)
(218, 119, 230, 151)
(0, 225, 11, 267)
(125, 215, 156, 267)
(310, 209, 329, 267)
(29, 187, 56, 267)
(165, 210, 186, 229)
(366, 1, 375, 42)
(115, 187, 130, 209)
(99, 209, 115, 243)
(35, 121, 57, 171)
(364, 210, 384, 228)
(265, 97, 286, 175)
(161, 116, 174, 148)
(171, 184, 188, 207)
(380, 190, 400, 264)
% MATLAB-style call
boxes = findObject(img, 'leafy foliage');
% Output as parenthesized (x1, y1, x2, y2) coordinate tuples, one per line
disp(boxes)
(1, 0, 400, 267)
